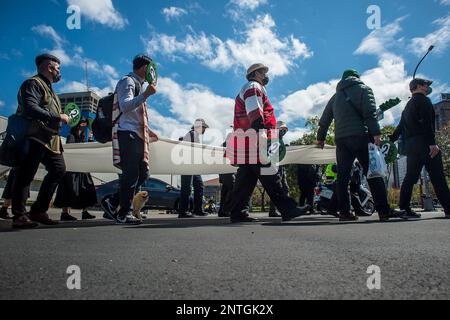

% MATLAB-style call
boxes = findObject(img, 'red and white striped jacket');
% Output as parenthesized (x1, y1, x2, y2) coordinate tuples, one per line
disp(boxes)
(227, 81, 277, 165)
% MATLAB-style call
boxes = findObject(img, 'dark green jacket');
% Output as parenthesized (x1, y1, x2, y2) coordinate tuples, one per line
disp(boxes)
(317, 77, 381, 142)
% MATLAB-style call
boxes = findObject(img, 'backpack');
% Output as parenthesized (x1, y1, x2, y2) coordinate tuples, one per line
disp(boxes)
(0, 114, 32, 167)
(92, 76, 141, 144)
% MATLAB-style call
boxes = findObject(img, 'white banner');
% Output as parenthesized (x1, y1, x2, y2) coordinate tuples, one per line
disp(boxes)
(62, 138, 336, 174)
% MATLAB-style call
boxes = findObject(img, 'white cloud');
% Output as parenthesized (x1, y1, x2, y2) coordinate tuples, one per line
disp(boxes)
(162, 7, 188, 22)
(67, 0, 128, 29)
(144, 14, 312, 77)
(409, 15, 450, 56)
(355, 18, 405, 58)
(31, 25, 66, 48)
(103, 64, 119, 78)
(0, 101, 5, 108)
(279, 56, 415, 127)
(441, 0, 450, 5)
(157, 77, 235, 138)
(279, 17, 450, 129)
(283, 127, 309, 145)
(59, 80, 116, 98)
(229, 0, 268, 10)
(32, 25, 120, 89)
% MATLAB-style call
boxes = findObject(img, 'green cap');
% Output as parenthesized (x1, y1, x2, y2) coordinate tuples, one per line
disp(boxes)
(342, 69, 360, 80)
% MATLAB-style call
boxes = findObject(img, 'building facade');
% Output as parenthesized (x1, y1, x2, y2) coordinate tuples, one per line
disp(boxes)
(434, 93, 450, 130)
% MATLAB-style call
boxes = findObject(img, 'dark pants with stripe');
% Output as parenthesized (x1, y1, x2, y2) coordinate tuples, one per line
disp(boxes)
(230, 164, 298, 219)
(110, 131, 149, 218)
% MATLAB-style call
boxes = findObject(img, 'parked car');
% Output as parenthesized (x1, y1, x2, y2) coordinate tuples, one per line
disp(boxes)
(96, 178, 181, 214)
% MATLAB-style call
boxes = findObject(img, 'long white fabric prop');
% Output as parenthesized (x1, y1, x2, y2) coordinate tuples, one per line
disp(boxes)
(62, 138, 336, 175)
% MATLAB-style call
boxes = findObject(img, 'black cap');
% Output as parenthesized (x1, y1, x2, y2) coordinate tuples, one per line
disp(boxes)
(133, 54, 152, 70)
(410, 78, 433, 92)
(35, 53, 61, 68)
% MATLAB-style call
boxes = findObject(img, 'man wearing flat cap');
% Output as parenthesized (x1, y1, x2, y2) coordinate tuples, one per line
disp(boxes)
(226, 63, 309, 223)
(11, 53, 70, 228)
(391, 78, 450, 219)
(178, 119, 210, 218)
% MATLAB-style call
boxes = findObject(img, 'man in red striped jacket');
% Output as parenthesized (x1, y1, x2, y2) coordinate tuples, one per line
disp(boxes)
(226, 63, 309, 223)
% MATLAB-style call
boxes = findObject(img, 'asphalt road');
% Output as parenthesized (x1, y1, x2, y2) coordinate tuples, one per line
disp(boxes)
(0, 210, 449, 300)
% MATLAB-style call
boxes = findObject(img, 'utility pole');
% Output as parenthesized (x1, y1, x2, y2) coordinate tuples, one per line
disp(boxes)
(85, 61, 90, 92)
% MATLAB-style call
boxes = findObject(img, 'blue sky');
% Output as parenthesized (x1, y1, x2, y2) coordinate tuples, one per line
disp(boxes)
(0, 0, 449, 143)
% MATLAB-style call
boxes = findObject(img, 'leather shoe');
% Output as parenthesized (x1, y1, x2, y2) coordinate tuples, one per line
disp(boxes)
(379, 209, 407, 222)
(60, 212, 78, 221)
(339, 214, 359, 222)
(29, 212, 59, 225)
(230, 217, 259, 223)
(12, 215, 38, 229)
(282, 206, 309, 222)
(402, 208, 421, 219)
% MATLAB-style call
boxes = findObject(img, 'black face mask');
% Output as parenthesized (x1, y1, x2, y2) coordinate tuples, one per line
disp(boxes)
(50, 66, 61, 83)
(262, 76, 270, 86)
(53, 72, 62, 83)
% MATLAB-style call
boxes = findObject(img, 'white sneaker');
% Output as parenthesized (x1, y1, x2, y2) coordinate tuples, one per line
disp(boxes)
(115, 214, 142, 225)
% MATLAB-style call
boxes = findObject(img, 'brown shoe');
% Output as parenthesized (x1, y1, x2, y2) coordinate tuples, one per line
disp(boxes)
(13, 215, 38, 229)
(29, 212, 59, 225)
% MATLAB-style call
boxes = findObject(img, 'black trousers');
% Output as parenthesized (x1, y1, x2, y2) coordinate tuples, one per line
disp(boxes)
(2, 168, 17, 200)
(269, 166, 289, 214)
(219, 173, 235, 215)
(110, 131, 149, 217)
(335, 136, 390, 216)
(299, 185, 315, 208)
(179, 175, 204, 215)
(400, 147, 450, 213)
(230, 164, 298, 219)
(12, 139, 66, 216)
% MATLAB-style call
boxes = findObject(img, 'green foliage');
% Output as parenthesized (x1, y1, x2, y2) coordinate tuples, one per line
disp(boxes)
(436, 125, 450, 178)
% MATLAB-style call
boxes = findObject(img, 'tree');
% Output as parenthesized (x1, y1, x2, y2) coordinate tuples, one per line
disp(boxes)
(435, 124, 450, 178)
(284, 116, 336, 202)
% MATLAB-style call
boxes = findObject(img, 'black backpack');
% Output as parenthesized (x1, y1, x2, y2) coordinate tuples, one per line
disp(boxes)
(92, 76, 141, 144)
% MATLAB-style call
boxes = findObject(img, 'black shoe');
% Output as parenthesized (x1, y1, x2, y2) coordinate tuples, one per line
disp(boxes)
(0, 207, 12, 220)
(60, 212, 78, 221)
(178, 213, 195, 219)
(269, 211, 281, 217)
(402, 208, 421, 219)
(194, 212, 208, 217)
(101, 196, 117, 220)
(218, 212, 231, 218)
(82, 211, 96, 220)
(282, 206, 309, 222)
(379, 209, 407, 222)
(339, 214, 359, 222)
(325, 210, 340, 218)
(103, 212, 116, 220)
(230, 217, 259, 223)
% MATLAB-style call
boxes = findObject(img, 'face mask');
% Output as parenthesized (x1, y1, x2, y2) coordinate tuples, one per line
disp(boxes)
(53, 72, 61, 83)
(427, 87, 433, 96)
(50, 65, 61, 83)
(262, 76, 270, 86)
(279, 129, 287, 138)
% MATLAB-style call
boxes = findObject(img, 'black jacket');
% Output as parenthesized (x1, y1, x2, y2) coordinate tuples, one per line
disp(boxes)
(317, 77, 381, 141)
(391, 93, 436, 147)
